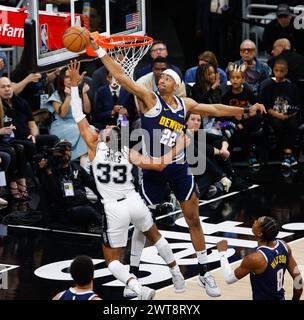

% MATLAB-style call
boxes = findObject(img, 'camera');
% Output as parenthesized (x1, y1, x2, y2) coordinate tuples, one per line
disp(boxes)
(34, 143, 70, 171)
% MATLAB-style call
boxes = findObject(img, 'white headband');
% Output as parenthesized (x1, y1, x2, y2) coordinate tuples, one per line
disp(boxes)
(162, 69, 181, 85)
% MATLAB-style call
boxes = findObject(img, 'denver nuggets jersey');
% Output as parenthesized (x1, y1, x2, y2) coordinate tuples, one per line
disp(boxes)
(140, 92, 186, 162)
(58, 288, 98, 300)
(91, 142, 134, 201)
(250, 240, 288, 300)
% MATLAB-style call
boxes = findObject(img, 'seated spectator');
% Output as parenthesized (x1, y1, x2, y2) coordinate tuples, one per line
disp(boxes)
(137, 57, 186, 97)
(230, 40, 272, 96)
(0, 77, 59, 166)
(135, 40, 183, 80)
(267, 38, 304, 83)
(262, 3, 304, 56)
(0, 151, 10, 205)
(52, 255, 102, 300)
(0, 51, 8, 77)
(191, 63, 222, 135)
(222, 62, 264, 168)
(46, 67, 89, 160)
(38, 140, 102, 229)
(0, 99, 29, 201)
(184, 51, 227, 85)
(186, 113, 232, 199)
(92, 70, 137, 130)
(260, 59, 300, 168)
(11, 51, 60, 112)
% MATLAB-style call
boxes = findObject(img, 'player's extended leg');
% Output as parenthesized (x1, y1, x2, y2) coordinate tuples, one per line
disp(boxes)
(180, 192, 205, 250)
(123, 228, 146, 298)
(144, 224, 185, 293)
(180, 192, 221, 297)
(128, 191, 186, 295)
(130, 227, 146, 278)
(102, 245, 155, 300)
(102, 199, 155, 300)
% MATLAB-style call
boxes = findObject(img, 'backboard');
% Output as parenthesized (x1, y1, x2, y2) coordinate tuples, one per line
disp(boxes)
(25, 0, 147, 72)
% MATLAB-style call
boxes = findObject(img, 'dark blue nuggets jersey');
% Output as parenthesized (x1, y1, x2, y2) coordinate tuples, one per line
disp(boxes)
(140, 93, 196, 204)
(58, 288, 98, 300)
(250, 240, 288, 300)
(140, 92, 186, 162)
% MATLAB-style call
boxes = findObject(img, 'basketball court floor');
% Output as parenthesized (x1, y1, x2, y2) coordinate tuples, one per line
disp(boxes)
(1, 0, 303, 306)
(1, 164, 304, 301)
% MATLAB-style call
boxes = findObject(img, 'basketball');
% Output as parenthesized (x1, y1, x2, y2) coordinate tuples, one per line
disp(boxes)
(62, 26, 90, 53)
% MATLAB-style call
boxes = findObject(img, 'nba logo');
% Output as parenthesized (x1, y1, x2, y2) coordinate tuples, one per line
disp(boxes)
(40, 24, 49, 54)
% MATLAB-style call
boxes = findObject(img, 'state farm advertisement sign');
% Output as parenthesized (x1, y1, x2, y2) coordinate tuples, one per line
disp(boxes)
(0, 6, 88, 48)
(0, 8, 25, 46)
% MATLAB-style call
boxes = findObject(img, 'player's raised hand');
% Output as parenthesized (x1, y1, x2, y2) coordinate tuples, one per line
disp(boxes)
(68, 60, 86, 86)
(89, 35, 99, 51)
(217, 240, 228, 252)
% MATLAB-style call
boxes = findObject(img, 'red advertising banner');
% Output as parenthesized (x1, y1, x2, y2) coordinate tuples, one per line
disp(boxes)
(0, 6, 89, 48)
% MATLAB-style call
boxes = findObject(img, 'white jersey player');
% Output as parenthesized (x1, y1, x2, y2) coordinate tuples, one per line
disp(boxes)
(69, 60, 187, 300)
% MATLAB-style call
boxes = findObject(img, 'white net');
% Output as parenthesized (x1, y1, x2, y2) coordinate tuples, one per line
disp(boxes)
(104, 36, 153, 81)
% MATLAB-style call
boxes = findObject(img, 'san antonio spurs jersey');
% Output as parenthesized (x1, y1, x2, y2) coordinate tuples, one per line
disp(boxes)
(91, 142, 135, 201)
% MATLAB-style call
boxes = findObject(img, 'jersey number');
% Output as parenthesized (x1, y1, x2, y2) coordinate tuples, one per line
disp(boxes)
(97, 164, 127, 184)
(277, 269, 284, 291)
(160, 128, 177, 147)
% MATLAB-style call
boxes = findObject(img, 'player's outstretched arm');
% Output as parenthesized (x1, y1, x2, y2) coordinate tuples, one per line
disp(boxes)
(285, 242, 303, 300)
(89, 38, 155, 111)
(69, 60, 98, 156)
(129, 133, 190, 171)
(217, 240, 266, 284)
(184, 97, 266, 118)
(217, 240, 239, 284)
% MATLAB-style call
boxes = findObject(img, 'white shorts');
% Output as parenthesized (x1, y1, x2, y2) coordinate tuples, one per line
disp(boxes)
(102, 191, 154, 248)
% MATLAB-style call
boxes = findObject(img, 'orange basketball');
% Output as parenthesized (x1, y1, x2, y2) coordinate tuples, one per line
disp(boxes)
(62, 26, 90, 53)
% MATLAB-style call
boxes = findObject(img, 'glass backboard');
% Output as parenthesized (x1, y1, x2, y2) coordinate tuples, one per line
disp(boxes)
(25, 0, 146, 71)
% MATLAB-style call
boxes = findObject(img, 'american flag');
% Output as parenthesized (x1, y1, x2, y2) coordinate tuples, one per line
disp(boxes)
(126, 12, 140, 30)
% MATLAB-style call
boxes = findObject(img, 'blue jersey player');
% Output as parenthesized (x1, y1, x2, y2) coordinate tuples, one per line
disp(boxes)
(90, 38, 266, 298)
(217, 216, 303, 300)
(53, 255, 102, 300)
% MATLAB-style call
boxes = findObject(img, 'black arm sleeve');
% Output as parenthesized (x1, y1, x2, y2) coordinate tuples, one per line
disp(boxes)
(78, 166, 101, 199)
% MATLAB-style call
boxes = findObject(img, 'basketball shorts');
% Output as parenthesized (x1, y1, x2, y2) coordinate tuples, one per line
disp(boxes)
(140, 162, 197, 205)
(101, 191, 153, 248)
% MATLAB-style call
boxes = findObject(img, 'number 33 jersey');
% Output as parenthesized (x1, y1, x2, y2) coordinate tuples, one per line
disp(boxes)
(91, 142, 135, 202)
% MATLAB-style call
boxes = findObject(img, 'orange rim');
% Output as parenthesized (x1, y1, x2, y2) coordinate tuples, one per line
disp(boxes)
(97, 35, 153, 49)
(86, 33, 153, 56)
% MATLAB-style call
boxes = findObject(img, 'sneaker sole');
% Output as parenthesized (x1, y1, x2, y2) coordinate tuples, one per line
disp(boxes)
(174, 286, 186, 294)
(197, 277, 221, 297)
(281, 163, 291, 168)
(123, 292, 137, 298)
(138, 288, 156, 300)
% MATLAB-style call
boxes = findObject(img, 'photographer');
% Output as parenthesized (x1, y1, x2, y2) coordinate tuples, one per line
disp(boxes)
(38, 140, 102, 230)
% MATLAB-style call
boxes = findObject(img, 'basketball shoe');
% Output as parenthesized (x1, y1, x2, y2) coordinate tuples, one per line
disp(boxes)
(137, 286, 156, 300)
(123, 274, 138, 298)
(170, 268, 186, 293)
(198, 272, 221, 297)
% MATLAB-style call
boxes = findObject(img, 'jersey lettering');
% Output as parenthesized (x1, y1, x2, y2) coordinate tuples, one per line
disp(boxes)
(96, 164, 127, 184)
(160, 128, 177, 147)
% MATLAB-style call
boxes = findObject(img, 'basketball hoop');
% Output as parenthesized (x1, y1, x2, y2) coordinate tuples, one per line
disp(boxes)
(87, 33, 153, 81)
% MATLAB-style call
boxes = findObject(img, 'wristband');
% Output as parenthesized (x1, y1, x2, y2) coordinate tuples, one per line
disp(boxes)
(243, 106, 250, 114)
(95, 46, 107, 58)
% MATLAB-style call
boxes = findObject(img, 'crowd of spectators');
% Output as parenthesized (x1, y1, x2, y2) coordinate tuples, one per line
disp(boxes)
(0, 2, 304, 230)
